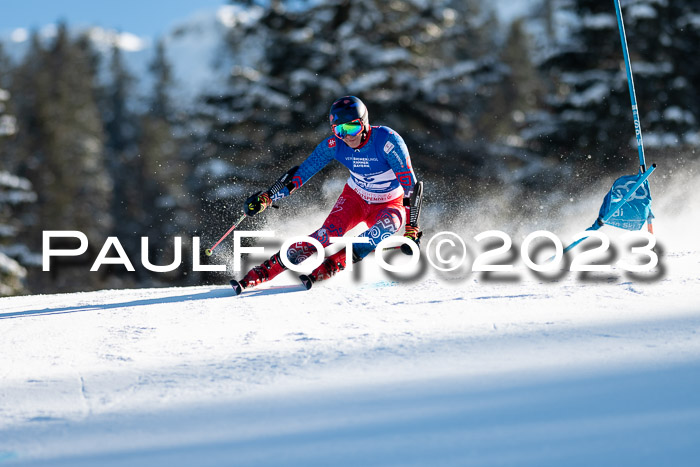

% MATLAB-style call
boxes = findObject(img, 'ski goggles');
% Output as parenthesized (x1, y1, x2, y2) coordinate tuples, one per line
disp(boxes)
(332, 118, 364, 138)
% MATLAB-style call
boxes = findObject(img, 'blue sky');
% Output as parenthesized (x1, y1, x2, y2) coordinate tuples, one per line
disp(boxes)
(0, 0, 229, 38)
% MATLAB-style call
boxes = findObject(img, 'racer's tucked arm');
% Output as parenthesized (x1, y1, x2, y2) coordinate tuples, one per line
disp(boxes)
(270, 137, 337, 201)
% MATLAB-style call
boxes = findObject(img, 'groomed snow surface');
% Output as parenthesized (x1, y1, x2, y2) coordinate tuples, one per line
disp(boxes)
(1, 221, 699, 466)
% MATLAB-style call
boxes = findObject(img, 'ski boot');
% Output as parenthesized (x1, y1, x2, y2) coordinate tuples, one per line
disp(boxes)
(231, 252, 286, 295)
(299, 251, 346, 290)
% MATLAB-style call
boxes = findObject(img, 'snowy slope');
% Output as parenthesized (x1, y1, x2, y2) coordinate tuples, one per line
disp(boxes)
(2, 150, 699, 466)
(1, 234, 699, 465)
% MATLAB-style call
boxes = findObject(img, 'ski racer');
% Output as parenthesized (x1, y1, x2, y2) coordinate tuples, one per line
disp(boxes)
(230, 96, 421, 294)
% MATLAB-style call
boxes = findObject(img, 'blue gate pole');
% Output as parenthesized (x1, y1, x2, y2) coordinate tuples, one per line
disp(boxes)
(614, 0, 646, 172)
(613, 0, 654, 233)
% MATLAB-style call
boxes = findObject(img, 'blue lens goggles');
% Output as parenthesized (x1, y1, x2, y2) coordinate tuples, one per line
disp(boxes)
(332, 118, 364, 138)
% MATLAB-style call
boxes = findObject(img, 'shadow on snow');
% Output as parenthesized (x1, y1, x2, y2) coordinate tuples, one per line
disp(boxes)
(0, 285, 307, 319)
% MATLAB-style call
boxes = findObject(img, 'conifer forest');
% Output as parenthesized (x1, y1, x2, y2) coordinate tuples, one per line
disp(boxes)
(1, 0, 698, 295)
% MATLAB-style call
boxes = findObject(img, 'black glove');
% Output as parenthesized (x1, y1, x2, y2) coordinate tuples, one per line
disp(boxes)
(401, 224, 423, 254)
(244, 191, 272, 217)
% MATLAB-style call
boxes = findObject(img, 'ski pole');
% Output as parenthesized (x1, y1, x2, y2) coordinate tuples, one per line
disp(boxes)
(204, 205, 280, 257)
(204, 213, 247, 257)
(204, 166, 300, 256)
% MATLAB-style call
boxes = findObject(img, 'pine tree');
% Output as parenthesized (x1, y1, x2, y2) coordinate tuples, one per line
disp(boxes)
(100, 41, 146, 281)
(8, 25, 112, 292)
(0, 44, 36, 296)
(136, 39, 194, 284)
(13, 26, 112, 239)
(494, 19, 544, 141)
(0, 44, 17, 141)
(524, 0, 700, 171)
(0, 169, 36, 296)
(624, 0, 700, 145)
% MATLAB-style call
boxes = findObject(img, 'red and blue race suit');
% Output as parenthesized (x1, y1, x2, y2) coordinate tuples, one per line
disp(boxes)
(274, 125, 417, 263)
